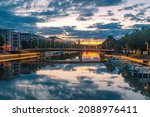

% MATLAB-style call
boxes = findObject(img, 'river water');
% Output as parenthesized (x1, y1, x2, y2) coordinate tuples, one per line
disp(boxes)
(0, 52, 149, 100)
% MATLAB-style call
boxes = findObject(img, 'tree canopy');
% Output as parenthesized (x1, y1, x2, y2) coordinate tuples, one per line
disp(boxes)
(101, 26, 150, 54)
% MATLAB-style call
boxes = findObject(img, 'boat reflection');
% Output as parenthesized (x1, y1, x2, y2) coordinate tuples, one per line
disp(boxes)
(106, 59, 150, 99)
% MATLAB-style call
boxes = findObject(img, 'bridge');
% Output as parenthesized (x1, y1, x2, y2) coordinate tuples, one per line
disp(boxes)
(0, 48, 114, 63)
(19, 48, 114, 63)
(22, 48, 115, 52)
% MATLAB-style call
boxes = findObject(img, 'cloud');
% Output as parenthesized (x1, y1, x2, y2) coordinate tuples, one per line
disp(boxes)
(124, 12, 150, 24)
(0, 0, 150, 39)
(80, 12, 94, 17)
(37, 27, 64, 35)
(124, 13, 143, 21)
(35, 24, 127, 39)
(136, 12, 145, 17)
(89, 23, 122, 30)
(76, 17, 90, 21)
(72, 0, 125, 7)
(147, 19, 150, 22)
(35, 26, 77, 36)
(132, 24, 150, 28)
(118, 3, 145, 11)
(107, 10, 115, 16)
(0, 9, 42, 33)
(110, 18, 119, 21)
(69, 28, 132, 39)
(13, 0, 125, 17)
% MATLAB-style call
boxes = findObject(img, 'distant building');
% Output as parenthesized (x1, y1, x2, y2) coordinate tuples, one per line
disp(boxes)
(48, 36, 64, 43)
(20, 33, 38, 41)
(48, 36, 64, 48)
(0, 28, 20, 51)
(20, 33, 46, 41)
(11, 32, 21, 51)
(37, 35, 45, 40)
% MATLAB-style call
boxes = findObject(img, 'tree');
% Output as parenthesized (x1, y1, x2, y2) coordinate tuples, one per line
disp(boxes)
(100, 26, 150, 55)
(31, 38, 37, 48)
(101, 35, 117, 49)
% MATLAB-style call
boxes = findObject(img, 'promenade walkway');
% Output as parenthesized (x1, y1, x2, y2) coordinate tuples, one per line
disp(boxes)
(0, 52, 40, 62)
(105, 54, 150, 66)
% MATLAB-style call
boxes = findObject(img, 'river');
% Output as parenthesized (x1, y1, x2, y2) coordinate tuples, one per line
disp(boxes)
(0, 52, 149, 100)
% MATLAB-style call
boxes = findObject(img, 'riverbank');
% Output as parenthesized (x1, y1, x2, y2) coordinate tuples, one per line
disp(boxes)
(0, 52, 40, 63)
(0, 51, 79, 63)
(105, 54, 150, 67)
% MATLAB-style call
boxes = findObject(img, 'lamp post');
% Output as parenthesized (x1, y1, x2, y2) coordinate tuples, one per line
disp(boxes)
(145, 42, 149, 56)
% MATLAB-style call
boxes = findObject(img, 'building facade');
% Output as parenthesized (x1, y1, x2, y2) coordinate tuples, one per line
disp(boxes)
(20, 33, 38, 41)
(0, 29, 20, 51)
(11, 32, 21, 51)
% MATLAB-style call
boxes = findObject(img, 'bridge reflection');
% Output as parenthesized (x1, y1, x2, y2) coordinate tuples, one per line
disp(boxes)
(38, 51, 105, 63)
(82, 51, 100, 61)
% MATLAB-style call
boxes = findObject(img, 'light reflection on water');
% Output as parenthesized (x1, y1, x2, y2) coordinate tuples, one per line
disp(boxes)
(82, 51, 100, 60)
(0, 52, 149, 100)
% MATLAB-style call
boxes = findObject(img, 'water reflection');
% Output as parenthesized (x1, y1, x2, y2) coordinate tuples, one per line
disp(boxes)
(106, 61, 150, 99)
(82, 51, 100, 61)
(0, 52, 149, 100)
(0, 62, 21, 80)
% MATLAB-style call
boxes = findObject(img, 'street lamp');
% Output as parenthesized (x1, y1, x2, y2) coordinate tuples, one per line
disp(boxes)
(145, 42, 149, 55)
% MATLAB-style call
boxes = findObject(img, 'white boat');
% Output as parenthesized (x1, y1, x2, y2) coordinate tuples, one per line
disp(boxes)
(129, 64, 150, 78)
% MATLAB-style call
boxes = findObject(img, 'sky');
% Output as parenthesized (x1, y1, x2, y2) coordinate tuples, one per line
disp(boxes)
(0, 0, 150, 39)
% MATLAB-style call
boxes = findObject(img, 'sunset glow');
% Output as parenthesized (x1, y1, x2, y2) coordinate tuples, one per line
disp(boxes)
(80, 40, 104, 45)
(0, 0, 149, 39)
(82, 52, 100, 59)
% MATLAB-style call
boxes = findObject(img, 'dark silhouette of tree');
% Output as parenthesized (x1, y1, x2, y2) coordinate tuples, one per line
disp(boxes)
(101, 26, 150, 55)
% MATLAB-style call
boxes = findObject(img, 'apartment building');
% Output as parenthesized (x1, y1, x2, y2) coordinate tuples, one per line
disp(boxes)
(11, 31, 20, 51)
(0, 28, 20, 51)
(20, 33, 38, 41)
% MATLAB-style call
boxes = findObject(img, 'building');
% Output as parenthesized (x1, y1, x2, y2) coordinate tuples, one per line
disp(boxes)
(11, 31, 21, 51)
(37, 35, 45, 40)
(48, 36, 64, 48)
(20, 33, 46, 41)
(49, 36, 64, 43)
(20, 33, 38, 41)
(0, 28, 14, 45)
(0, 28, 20, 51)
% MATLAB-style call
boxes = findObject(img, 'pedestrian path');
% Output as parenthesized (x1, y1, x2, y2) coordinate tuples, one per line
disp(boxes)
(105, 54, 150, 66)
